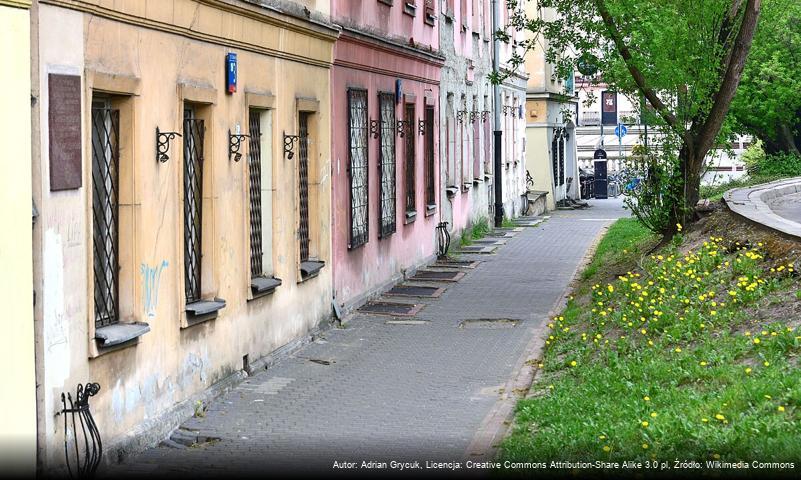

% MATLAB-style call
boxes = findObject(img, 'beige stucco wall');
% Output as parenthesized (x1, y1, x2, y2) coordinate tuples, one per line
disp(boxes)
(0, 2, 36, 474)
(32, 0, 335, 469)
(525, 116, 556, 211)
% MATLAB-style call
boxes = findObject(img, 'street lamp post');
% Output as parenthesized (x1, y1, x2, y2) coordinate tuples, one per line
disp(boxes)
(492, 0, 504, 228)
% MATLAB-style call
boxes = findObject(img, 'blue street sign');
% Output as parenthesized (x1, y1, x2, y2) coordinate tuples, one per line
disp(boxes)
(614, 123, 628, 140)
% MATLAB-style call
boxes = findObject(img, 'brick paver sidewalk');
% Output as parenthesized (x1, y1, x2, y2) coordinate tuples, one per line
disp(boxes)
(113, 199, 627, 476)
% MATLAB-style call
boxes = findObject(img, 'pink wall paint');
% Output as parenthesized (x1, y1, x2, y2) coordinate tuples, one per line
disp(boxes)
(332, 0, 439, 50)
(332, 34, 443, 306)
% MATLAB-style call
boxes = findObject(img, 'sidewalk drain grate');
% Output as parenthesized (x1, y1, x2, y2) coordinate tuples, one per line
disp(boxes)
(358, 301, 423, 316)
(459, 318, 520, 329)
(410, 270, 466, 282)
(435, 259, 480, 269)
(386, 285, 445, 298)
(471, 238, 506, 245)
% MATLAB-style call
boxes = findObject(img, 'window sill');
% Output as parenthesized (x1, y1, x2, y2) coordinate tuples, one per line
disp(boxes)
(403, 2, 417, 16)
(94, 322, 150, 351)
(425, 204, 437, 217)
(404, 210, 417, 225)
(378, 0, 393, 5)
(484, 173, 493, 182)
(445, 185, 459, 197)
(462, 182, 472, 192)
(250, 276, 282, 300)
(184, 298, 226, 328)
(424, 13, 436, 26)
(473, 177, 483, 184)
(300, 260, 325, 282)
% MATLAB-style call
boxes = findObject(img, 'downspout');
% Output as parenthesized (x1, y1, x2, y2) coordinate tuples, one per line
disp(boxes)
(492, 0, 504, 227)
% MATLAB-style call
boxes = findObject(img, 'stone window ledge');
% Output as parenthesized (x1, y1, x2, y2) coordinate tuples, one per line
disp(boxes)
(404, 210, 417, 225)
(425, 204, 437, 216)
(184, 298, 226, 327)
(250, 276, 282, 300)
(300, 260, 325, 282)
(95, 322, 150, 349)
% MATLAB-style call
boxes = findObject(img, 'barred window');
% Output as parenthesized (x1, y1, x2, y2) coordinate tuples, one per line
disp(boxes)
(425, 105, 436, 207)
(91, 98, 120, 328)
(379, 92, 397, 237)
(183, 107, 204, 304)
(248, 109, 274, 278)
(298, 112, 311, 262)
(348, 89, 369, 248)
(404, 102, 416, 215)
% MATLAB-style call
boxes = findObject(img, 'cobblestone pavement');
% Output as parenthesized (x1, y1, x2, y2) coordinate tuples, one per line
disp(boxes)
(113, 199, 627, 477)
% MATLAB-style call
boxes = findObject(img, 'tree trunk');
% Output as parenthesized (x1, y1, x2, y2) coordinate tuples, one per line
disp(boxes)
(777, 123, 801, 156)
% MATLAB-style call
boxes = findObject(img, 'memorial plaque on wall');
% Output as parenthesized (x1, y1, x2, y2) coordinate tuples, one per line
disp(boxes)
(48, 74, 82, 191)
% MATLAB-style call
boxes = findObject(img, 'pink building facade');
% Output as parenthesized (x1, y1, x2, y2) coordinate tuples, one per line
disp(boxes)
(331, 0, 444, 310)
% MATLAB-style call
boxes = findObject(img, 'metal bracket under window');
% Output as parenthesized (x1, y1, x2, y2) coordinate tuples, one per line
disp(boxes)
(156, 127, 181, 163)
(456, 110, 467, 124)
(502, 105, 516, 117)
(228, 130, 250, 162)
(283, 132, 300, 159)
(482, 110, 490, 122)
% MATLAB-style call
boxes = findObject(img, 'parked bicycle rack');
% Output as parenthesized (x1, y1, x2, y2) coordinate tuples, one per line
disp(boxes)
(58, 383, 102, 479)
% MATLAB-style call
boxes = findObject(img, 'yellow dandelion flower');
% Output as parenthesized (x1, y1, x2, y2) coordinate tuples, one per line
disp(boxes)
(715, 414, 725, 421)
(642, 443, 649, 449)
(570, 361, 577, 367)
(778, 406, 786, 412)
(650, 412, 658, 418)
(641, 421, 649, 427)
(746, 368, 752, 374)
(644, 396, 651, 401)
(603, 445, 611, 452)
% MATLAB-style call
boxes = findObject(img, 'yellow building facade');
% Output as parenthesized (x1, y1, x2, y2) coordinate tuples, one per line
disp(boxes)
(0, 0, 36, 474)
(523, 3, 579, 211)
(30, 0, 336, 471)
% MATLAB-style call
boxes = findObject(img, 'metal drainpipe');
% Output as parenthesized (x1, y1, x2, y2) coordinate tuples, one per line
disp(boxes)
(492, 0, 504, 228)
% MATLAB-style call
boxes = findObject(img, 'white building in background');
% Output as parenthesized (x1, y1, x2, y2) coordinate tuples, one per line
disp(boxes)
(574, 76, 749, 185)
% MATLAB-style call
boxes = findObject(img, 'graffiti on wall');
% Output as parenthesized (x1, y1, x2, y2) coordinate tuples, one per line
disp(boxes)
(140, 260, 168, 317)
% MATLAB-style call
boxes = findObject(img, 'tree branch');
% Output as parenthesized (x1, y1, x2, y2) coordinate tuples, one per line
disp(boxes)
(695, 0, 762, 159)
(593, 0, 679, 131)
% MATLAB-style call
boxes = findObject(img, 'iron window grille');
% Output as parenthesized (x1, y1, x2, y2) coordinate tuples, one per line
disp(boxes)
(347, 89, 369, 249)
(424, 105, 436, 207)
(378, 93, 397, 237)
(91, 101, 120, 329)
(183, 109, 205, 304)
(298, 112, 311, 262)
(404, 103, 416, 215)
(248, 110, 265, 277)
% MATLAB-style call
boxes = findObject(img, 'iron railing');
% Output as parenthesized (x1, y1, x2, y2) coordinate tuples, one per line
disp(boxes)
(91, 104, 120, 329)
(298, 112, 311, 262)
(183, 111, 204, 303)
(425, 105, 436, 206)
(60, 383, 102, 479)
(379, 93, 396, 237)
(348, 89, 369, 248)
(248, 110, 264, 277)
(404, 103, 416, 215)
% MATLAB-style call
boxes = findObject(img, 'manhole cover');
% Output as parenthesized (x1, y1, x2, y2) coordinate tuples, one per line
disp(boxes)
(386, 285, 445, 298)
(410, 270, 466, 282)
(459, 318, 520, 329)
(358, 301, 423, 316)
(455, 245, 496, 254)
